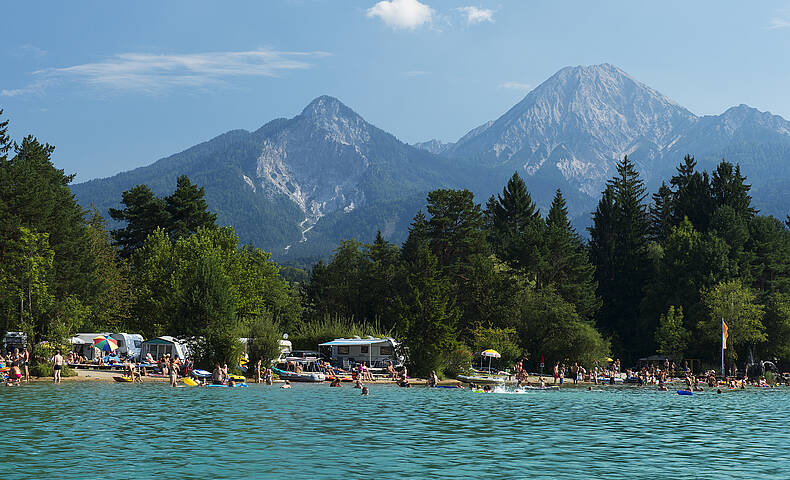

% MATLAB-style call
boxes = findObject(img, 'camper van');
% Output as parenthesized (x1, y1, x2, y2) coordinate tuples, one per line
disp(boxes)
(140, 336, 190, 362)
(69, 333, 110, 361)
(2, 332, 27, 354)
(110, 333, 144, 360)
(319, 337, 399, 368)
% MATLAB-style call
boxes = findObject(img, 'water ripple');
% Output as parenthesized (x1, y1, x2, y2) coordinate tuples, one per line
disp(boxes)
(1, 383, 789, 479)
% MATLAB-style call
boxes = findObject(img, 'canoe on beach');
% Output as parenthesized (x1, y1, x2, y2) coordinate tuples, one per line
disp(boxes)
(457, 374, 506, 385)
(273, 367, 325, 382)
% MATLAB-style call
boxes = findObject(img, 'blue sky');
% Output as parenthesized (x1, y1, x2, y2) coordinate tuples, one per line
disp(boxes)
(2, 0, 790, 182)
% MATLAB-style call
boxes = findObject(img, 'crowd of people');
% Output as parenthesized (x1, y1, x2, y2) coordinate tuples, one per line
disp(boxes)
(1, 348, 30, 386)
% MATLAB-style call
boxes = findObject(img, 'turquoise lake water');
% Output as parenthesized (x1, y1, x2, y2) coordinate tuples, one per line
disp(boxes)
(2, 382, 789, 479)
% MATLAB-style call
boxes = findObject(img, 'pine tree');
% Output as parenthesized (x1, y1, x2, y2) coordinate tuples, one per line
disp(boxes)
(710, 161, 756, 221)
(425, 189, 487, 269)
(649, 182, 674, 243)
(541, 189, 600, 320)
(402, 210, 428, 264)
(398, 244, 459, 377)
(110, 184, 170, 258)
(486, 172, 544, 275)
(589, 156, 651, 357)
(166, 175, 217, 239)
(1, 135, 96, 302)
(670, 155, 713, 231)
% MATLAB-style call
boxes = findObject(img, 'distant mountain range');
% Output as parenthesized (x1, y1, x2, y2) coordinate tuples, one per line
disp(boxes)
(72, 64, 790, 261)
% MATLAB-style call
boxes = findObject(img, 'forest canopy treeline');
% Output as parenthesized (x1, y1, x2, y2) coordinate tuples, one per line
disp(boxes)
(2, 108, 790, 376)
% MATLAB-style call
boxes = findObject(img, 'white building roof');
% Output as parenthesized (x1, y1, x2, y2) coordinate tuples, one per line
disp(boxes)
(319, 337, 397, 347)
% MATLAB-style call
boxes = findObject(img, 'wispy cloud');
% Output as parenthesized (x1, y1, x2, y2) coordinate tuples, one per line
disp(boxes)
(2, 49, 330, 96)
(458, 6, 494, 24)
(402, 70, 431, 77)
(17, 44, 47, 58)
(500, 81, 532, 91)
(367, 0, 433, 30)
(767, 16, 790, 29)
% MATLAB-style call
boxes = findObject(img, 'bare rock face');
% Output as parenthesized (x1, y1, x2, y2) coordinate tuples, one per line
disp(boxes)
(254, 96, 371, 236)
(444, 64, 698, 196)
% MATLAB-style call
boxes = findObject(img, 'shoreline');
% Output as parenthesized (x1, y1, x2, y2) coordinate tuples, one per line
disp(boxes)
(20, 370, 706, 388)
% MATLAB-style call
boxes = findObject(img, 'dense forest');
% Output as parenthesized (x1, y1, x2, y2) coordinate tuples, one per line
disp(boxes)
(2, 109, 790, 377)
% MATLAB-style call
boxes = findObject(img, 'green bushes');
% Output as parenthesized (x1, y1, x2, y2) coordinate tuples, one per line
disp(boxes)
(290, 316, 391, 350)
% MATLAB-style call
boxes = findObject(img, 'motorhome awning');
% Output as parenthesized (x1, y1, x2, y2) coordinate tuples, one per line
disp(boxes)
(319, 338, 392, 346)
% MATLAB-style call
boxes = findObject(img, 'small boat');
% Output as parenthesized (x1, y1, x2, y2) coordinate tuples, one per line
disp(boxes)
(192, 369, 212, 379)
(457, 374, 506, 385)
(206, 383, 248, 388)
(273, 367, 325, 383)
(113, 376, 133, 383)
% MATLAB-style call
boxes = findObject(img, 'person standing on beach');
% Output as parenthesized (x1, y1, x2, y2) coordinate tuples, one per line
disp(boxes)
(571, 363, 579, 384)
(255, 359, 262, 384)
(169, 357, 178, 387)
(53, 350, 63, 384)
(553, 362, 559, 385)
(23, 347, 30, 382)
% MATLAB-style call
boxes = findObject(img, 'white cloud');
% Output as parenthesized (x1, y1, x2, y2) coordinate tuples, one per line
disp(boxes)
(500, 81, 532, 91)
(367, 0, 433, 30)
(402, 70, 430, 77)
(767, 17, 790, 29)
(3, 49, 330, 96)
(458, 6, 494, 24)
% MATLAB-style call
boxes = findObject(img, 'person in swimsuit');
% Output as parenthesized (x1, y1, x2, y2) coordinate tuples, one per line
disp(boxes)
(53, 350, 63, 384)
(212, 363, 223, 385)
(281, 380, 291, 389)
(21, 348, 29, 382)
(169, 357, 178, 387)
(255, 359, 262, 384)
(361, 386, 369, 396)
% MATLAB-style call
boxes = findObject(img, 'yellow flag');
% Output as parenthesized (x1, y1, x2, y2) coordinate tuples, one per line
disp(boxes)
(722, 320, 729, 350)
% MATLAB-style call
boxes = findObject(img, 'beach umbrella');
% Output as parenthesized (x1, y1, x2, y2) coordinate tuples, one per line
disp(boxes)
(93, 335, 118, 352)
(480, 349, 501, 373)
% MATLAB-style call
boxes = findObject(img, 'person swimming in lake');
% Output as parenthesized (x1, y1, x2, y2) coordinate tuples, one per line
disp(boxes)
(353, 378, 362, 389)
(212, 363, 224, 385)
(330, 378, 342, 387)
(361, 386, 369, 396)
(428, 370, 439, 387)
(281, 380, 291, 389)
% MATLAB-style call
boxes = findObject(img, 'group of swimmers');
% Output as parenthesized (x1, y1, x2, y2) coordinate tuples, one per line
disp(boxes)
(327, 376, 370, 395)
(2, 348, 30, 386)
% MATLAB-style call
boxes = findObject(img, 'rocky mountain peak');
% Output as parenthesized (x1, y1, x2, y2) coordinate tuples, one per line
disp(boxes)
(297, 95, 372, 146)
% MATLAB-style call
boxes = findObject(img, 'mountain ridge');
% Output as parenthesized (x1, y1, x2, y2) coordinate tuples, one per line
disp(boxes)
(72, 64, 790, 261)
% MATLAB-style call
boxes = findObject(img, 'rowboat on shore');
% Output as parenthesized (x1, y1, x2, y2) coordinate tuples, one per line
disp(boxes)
(273, 367, 325, 382)
(456, 374, 507, 385)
